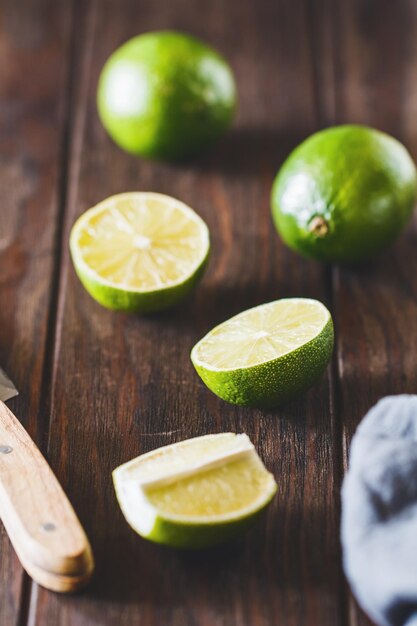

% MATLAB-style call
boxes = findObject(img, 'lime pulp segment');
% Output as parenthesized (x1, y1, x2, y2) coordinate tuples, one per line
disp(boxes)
(192, 298, 331, 370)
(147, 454, 272, 518)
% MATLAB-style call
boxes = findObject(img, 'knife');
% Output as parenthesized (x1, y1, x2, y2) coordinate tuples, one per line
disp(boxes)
(0, 367, 94, 592)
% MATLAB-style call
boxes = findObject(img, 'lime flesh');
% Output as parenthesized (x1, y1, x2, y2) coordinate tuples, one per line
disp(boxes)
(271, 125, 417, 264)
(97, 31, 237, 160)
(113, 433, 277, 548)
(69, 192, 210, 313)
(191, 298, 334, 407)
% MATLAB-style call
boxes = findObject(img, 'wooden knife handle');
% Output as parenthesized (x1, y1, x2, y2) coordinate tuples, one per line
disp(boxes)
(0, 401, 94, 592)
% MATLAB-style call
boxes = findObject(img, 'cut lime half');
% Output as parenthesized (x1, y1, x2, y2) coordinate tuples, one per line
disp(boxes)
(69, 192, 210, 312)
(113, 433, 277, 548)
(191, 298, 334, 407)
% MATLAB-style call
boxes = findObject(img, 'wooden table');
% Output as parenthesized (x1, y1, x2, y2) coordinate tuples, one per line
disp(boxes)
(1, 0, 414, 623)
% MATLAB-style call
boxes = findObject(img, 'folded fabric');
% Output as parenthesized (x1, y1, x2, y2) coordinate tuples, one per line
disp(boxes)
(341, 395, 417, 626)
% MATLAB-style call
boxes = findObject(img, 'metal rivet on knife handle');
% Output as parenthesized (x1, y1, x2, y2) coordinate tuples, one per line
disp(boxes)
(0, 445, 13, 454)
(42, 522, 56, 532)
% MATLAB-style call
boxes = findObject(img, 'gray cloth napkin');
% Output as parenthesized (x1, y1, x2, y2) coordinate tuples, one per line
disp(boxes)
(341, 395, 417, 626)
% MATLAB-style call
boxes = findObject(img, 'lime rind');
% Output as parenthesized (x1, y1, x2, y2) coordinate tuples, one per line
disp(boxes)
(139, 499, 274, 549)
(113, 477, 276, 550)
(71, 252, 209, 313)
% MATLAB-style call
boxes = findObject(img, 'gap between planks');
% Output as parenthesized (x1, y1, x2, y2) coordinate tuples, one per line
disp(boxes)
(17, 0, 99, 623)
(306, 0, 351, 625)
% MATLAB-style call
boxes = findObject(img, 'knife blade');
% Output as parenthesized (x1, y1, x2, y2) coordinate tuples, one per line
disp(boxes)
(0, 366, 94, 592)
(0, 367, 18, 402)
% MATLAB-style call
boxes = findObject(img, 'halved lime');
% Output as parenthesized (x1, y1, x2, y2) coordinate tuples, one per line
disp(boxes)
(69, 192, 210, 312)
(191, 298, 334, 407)
(113, 433, 277, 548)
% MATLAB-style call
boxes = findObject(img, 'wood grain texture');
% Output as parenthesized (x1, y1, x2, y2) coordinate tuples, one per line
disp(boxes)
(0, 0, 74, 621)
(316, 1, 417, 625)
(29, 0, 344, 624)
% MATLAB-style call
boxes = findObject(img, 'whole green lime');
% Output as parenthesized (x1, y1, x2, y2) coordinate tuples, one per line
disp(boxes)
(97, 31, 236, 160)
(271, 125, 417, 264)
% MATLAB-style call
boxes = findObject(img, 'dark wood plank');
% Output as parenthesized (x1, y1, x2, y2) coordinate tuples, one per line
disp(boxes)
(318, 1, 417, 624)
(0, 0, 75, 623)
(31, 0, 344, 624)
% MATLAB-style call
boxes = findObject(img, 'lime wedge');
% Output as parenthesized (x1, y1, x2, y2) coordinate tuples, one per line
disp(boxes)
(191, 298, 334, 407)
(113, 433, 277, 548)
(69, 192, 210, 312)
